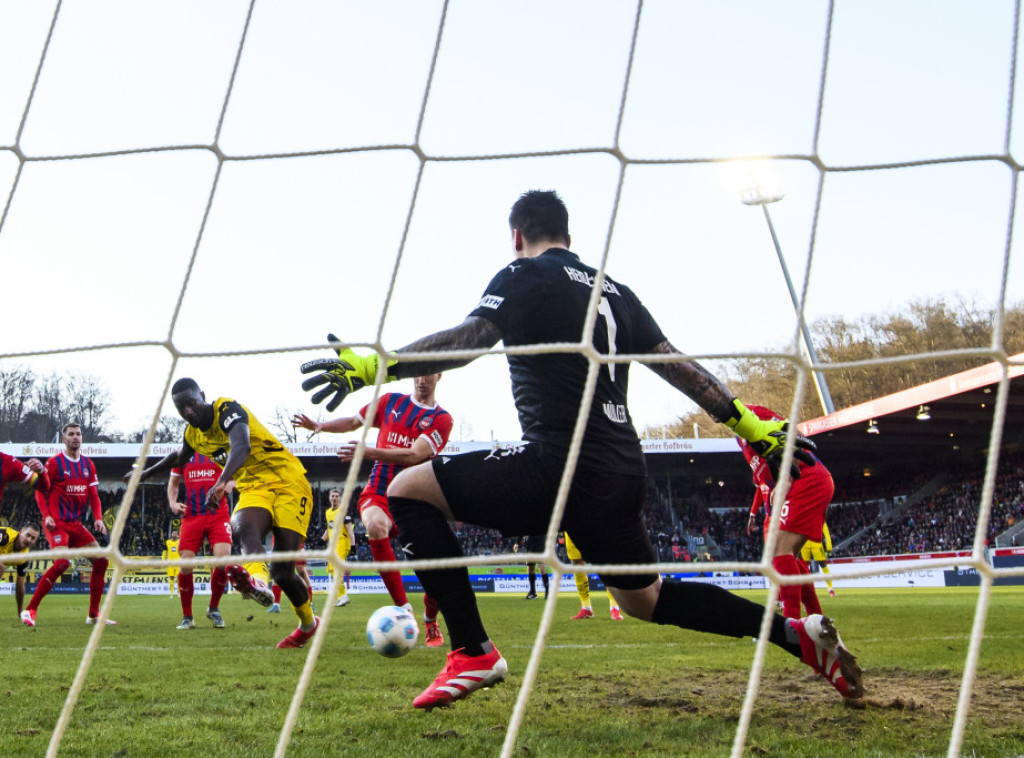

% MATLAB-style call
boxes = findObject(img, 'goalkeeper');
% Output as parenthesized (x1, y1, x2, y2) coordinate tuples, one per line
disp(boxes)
(299, 189, 863, 710)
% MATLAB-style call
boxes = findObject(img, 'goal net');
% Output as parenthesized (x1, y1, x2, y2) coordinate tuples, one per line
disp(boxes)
(1, 2, 1020, 757)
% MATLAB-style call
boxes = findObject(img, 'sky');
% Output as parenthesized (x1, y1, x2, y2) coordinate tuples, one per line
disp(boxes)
(0, 0, 1021, 445)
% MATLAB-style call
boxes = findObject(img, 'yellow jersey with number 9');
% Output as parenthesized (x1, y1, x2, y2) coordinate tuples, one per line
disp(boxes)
(183, 397, 306, 490)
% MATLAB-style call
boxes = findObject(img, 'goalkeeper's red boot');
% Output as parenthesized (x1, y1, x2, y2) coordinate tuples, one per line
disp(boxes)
(790, 614, 863, 699)
(412, 645, 508, 710)
(424, 620, 445, 648)
(570, 607, 593, 620)
(277, 616, 320, 649)
(226, 565, 274, 608)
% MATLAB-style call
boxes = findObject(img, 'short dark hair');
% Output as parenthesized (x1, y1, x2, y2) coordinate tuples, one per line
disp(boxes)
(22, 522, 41, 534)
(329, 488, 341, 496)
(171, 377, 200, 395)
(62, 422, 81, 435)
(509, 190, 570, 245)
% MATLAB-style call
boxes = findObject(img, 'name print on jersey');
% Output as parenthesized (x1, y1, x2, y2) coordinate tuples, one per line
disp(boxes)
(563, 265, 621, 295)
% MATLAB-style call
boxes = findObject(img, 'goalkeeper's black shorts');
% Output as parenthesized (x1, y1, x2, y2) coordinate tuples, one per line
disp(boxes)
(432, 441, 657, 590)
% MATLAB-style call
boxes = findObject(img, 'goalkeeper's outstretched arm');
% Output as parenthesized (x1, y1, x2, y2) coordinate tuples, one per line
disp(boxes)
(642, 340, 816, 469)
(391, 317, 502, 379)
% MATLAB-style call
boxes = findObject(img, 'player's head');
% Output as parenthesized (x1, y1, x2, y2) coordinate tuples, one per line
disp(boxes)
(16, 523, 41, 550)
(62, 422, 82, 451)
(170, 529, 179, 540)
(328, 488, 341, 506)
(171, 378, 213, 428)
(413, 373, 441, 402)
(509, 190, 570, 247)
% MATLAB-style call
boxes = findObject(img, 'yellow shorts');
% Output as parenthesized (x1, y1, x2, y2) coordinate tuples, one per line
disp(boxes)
(801, 541, 828, 562)
(565, 532, 582, 562)
(326, 532, 352, 574)
(234, 478, 314, 538)
(166, 566, 180, 578)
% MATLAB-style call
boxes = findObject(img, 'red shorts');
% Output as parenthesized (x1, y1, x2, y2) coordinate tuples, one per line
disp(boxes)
(44, 519, 97, 549)
(358, 491, 398, 539)
(178, 510, 232, 554)
(762, 466, 834, 543)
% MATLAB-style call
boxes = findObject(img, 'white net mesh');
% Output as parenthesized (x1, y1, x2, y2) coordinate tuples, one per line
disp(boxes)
(2, 2, 1022, 757)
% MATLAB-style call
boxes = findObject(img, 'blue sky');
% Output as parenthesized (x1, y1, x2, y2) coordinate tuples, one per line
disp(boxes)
(0, 0, 1020, 442)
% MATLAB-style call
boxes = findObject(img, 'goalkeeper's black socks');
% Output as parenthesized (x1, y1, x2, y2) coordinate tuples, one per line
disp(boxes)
(388, 496, 488, 657)
(651, 579, 801, 658)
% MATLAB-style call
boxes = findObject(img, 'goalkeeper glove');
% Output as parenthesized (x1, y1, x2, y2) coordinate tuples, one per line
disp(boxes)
(300, 334, 398, 412)
(724, 399, 817, 480)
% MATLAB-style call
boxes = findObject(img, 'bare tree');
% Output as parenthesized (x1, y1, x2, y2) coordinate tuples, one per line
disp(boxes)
(268, 405, 298, 443)
(0, 364, 35, 441)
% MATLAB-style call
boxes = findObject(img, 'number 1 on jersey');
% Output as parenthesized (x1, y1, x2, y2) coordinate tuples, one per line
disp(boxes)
(597, 296, 618, 382)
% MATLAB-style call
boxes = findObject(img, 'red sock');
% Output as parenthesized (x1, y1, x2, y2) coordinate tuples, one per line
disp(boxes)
(210, 567, 227, 609)
(424, 593, 439, 623)
(179, 572, 195, 617)
(29, 558, 70, 612)
(369, 537, 408, 606)
(272, 584, 283, 603)
(306, 583, 313, 602)
(772, 554, 802, 619)
(88, 558, 109, 618)
(797, 558, 823, 615)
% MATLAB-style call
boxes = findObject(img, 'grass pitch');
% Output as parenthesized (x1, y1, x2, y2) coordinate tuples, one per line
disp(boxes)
(4, 587, 1024, 757)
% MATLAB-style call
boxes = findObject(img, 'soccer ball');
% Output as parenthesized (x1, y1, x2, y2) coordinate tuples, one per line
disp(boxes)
(366, 605, 419, 658)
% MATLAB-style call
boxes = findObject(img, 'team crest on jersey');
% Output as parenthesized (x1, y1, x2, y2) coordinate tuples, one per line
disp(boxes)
(418, 417, 433, 430)
(477, 294, 504, 310)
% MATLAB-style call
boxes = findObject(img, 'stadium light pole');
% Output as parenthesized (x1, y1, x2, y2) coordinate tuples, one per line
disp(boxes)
(740, 187, 836, 416)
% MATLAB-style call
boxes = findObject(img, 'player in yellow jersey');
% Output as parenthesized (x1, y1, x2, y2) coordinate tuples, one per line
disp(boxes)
(0, 523, 41, 617)
(163, 529, 180, 597)
(322, 488, 355, 607)
(564, 532, 623, 621)
(131, 378, 319, 649)
(800, 523, 836, 597)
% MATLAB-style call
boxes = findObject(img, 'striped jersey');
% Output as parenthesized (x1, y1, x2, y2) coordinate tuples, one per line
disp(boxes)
(171, 453, 229, 517)
(38, 452, 102, 523)
(359, 392, 453, 497)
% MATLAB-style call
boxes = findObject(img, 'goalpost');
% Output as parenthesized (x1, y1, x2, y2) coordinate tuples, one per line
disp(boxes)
(1, 2, 1021, 757)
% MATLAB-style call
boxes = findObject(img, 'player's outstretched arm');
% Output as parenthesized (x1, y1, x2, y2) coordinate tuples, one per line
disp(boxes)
(643, 340, 816, 467)
(129, 442, 196, 485)
(299, 320, 501, 408)
(392, 317, 502, 378)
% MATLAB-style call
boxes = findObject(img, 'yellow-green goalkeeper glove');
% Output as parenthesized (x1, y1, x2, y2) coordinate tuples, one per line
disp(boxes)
(724, 399, 817, 480)
(300, 334, 398, 412)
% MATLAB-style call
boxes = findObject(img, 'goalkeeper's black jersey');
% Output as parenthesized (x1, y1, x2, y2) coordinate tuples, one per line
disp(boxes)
(468, 248, 665, 474)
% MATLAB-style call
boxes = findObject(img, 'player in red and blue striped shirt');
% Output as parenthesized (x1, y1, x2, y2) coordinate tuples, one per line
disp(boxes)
(167, 453, 234, 630)
(292, 373, 452, 647)
(22, 423, 116, 628)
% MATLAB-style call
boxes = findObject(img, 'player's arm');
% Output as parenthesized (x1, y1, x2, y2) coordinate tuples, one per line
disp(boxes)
(35, 459, 57, 529)
(344, 521, 355, 547)
(167, 471, 185, 516)
(85, 474, 105, 534)
(131, 441, 196, 485)
(337, 434, 437, 467)
(300, 322, 501, 410)
(23, 458, 50, 494)
(291, 412, 363, 435)
(644, 340, 815, 468)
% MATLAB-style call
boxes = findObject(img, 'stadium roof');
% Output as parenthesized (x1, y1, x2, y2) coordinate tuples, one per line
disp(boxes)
(796, 354, 1024, 481)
